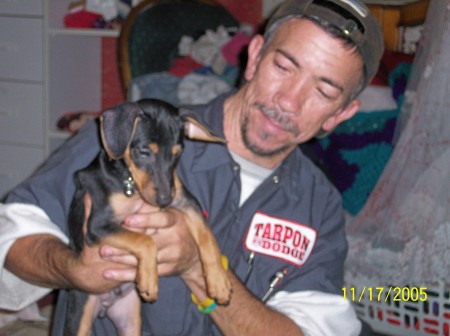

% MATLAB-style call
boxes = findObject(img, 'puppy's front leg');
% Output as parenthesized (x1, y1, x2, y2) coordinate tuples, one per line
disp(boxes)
(182, 206, 232, 305)
(101, 230, 158, 302)
(77, 295, 100, 336)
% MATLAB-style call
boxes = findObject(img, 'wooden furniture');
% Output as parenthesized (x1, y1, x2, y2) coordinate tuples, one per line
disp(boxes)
(366, 0, 429, 51)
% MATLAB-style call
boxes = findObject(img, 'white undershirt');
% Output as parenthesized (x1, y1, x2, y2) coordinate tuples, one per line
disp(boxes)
(229, 151, 275, 206)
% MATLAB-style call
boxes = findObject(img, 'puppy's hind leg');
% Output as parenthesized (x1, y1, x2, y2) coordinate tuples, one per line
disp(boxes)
(64, 290, 95, 336)
(106, 287, 142, 336)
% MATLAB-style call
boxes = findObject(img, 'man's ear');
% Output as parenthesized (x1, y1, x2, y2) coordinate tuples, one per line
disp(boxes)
(244, 34, 264, 81)
(322, 99, 361, 133)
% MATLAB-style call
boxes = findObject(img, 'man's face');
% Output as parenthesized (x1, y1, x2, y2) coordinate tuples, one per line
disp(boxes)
(239, 19, 363, 157)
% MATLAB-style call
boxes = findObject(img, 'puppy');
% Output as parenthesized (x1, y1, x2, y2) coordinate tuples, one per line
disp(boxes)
(64, 99, 231, 336)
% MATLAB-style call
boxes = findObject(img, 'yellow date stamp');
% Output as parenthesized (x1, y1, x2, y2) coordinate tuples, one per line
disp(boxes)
(342, 286, 428, 302)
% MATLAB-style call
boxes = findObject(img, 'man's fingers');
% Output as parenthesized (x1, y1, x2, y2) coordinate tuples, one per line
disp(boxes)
(103, 267, 137, 282)
(124, 208, 180, 230)
(100, 245, 129, 257)
(100, 245, 138, 266)
(102, 253, 138, 267)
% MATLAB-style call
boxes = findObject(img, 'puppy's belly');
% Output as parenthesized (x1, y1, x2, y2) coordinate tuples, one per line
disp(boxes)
(96, 283, 136, 318)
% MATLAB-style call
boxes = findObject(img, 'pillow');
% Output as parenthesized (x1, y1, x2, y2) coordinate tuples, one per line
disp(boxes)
(303, 56, 414, 216)
(307, 108, 399, 215)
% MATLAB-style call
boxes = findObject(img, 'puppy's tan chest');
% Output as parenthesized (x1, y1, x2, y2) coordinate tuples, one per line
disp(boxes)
(108, 192, 144, 223)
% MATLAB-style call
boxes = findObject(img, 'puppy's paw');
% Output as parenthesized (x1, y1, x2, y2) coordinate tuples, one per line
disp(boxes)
(138, 284, 158, 303)
(136, 271, 159, 303)
(206, 269, 232, 306)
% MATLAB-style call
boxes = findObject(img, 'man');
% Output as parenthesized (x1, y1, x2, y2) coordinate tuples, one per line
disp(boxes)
(0, 0, 383, 335)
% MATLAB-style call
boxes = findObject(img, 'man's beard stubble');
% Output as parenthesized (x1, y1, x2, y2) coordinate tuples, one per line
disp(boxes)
(241, 103, 300, 157)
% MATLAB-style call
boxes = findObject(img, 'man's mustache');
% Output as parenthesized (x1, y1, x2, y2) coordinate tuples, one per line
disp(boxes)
(255, 103, 300, 136)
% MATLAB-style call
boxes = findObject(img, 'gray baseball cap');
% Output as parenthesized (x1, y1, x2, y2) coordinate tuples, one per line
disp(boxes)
(267, 0, 384, 89)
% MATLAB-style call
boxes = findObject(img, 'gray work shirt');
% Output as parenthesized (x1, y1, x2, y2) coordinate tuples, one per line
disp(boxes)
(6, 92, 348, 335)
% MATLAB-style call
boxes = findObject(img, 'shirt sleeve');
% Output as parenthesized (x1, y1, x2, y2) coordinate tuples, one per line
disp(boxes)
(0, 203, 69, 311)
(266, 290, 361, 336)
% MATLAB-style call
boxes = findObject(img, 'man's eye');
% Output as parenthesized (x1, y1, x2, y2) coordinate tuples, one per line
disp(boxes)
(318, 88, 339, 100)
(275, 62, 288, 71)
(318, 89, 332, 99)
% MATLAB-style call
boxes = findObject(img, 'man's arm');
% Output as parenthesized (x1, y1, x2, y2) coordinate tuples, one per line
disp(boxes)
(3, 196, 134, 296)
(0, 202, 71, 310)
(5, 234, 129, 294)
(185, 265, 304, 336)
(5, 235, 75, 289)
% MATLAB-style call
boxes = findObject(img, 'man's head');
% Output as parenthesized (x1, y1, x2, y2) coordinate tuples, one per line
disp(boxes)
(226, 0, 383, 167)
(266, 0, 384, 95)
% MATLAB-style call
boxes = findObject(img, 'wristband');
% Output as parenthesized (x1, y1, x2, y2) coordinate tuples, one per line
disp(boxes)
(221, 255, 228, 271)
(191, 255, 228, 314)
(191, 294, 215, 308)
(198, 301, 217, 314)
(191, 294, 218, 314)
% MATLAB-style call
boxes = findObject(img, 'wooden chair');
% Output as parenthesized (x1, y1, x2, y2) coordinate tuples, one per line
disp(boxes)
(118, 0, 238, 97)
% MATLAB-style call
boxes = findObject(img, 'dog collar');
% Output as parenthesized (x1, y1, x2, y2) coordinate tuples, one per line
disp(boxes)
(123, 176, 136, 196)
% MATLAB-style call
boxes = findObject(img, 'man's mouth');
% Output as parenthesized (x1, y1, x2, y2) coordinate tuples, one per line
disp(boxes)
(254, 103, 300, 136)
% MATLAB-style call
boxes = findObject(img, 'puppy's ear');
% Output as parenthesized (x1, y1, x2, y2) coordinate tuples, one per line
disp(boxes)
(180, 108, 226, 143)
(100, 103, 143, 159)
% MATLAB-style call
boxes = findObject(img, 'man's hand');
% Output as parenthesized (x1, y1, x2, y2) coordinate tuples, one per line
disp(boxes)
(100, 202, 202, 280)
(65, 193, 137, 293)
(4, 193, 133, 293)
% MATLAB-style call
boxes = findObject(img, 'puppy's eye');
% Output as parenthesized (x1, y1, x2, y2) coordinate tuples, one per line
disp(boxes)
(132, 146, 151, 157)
(138, 148, 151, 156)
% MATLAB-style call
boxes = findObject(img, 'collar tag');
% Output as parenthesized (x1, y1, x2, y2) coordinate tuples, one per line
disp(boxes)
(123, 176, 136, 197)
(244, 212, 317, 267)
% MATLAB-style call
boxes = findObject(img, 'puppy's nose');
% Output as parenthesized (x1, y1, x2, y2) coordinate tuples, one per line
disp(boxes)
(157, 193, 173, 208)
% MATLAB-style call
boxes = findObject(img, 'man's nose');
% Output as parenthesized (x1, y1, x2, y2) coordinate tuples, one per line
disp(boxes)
(274, 80, 304, 114)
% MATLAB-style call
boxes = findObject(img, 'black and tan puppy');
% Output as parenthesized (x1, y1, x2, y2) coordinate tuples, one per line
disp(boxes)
(64, 99, 231, 336)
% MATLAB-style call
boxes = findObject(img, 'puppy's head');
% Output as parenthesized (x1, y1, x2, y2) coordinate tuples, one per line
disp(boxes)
(100, 99, 223, 208)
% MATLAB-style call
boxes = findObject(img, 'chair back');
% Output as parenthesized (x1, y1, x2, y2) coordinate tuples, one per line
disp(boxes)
(118, 0, 239, 96)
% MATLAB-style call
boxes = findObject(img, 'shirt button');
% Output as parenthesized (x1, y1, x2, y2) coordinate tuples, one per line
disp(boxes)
(233, 165, 240, 171)
(273, 175, 279, 184)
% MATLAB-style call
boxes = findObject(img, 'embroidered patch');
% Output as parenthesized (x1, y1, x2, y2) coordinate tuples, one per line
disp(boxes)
(244, 212, 317, 266)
